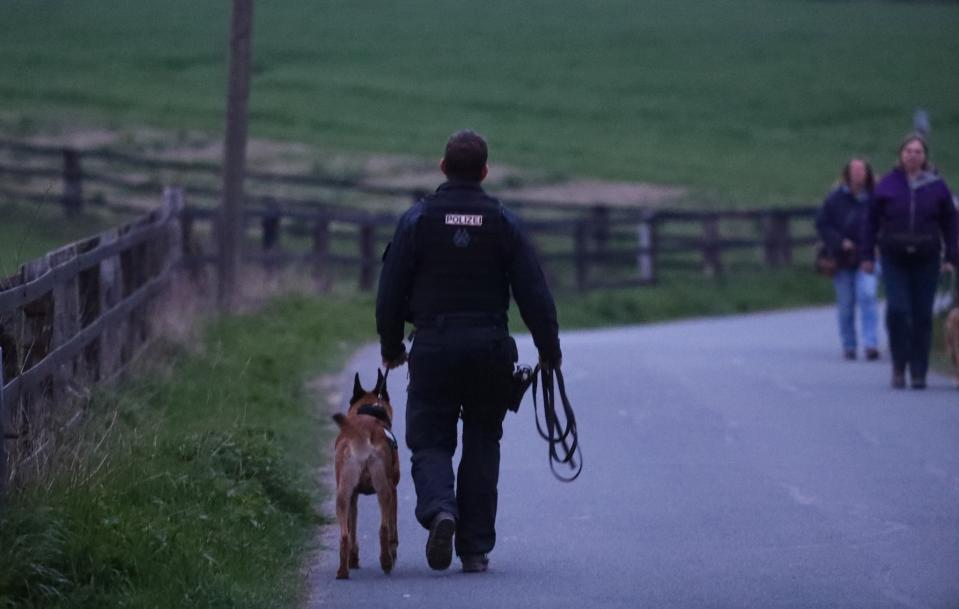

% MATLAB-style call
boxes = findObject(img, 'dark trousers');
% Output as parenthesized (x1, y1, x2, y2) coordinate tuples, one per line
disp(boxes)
(881, 253, 940, 379)
(405, 325, 516, 557)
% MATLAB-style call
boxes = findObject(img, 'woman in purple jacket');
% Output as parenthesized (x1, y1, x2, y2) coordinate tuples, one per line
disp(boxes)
(861, 134, 958, 389)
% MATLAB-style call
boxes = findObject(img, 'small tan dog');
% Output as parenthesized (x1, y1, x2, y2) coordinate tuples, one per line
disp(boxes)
(332, 370, 400, 580)
(946, 307, 959, 388)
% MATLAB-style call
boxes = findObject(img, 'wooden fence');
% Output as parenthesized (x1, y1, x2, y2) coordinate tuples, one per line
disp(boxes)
(0, 188, 183, 494)
(0, 138, 820, 292)
(175, 201, 818, 292)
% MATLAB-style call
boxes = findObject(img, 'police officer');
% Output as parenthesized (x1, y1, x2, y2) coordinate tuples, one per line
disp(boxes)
(376, 129, 561, 573)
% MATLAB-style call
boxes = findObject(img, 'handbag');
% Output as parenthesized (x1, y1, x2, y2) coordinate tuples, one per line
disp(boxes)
(814, 243, 838, 277)
(815, 201, 862, 277)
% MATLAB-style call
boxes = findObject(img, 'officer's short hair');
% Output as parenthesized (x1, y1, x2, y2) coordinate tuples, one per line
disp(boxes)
(443, 129, 488, 182)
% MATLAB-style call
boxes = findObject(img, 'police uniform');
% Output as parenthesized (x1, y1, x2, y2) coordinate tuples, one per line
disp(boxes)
(376, 180, 561, 559)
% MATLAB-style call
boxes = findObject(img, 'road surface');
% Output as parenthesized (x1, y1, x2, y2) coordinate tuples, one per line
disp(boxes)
(307, 306, 959, 609)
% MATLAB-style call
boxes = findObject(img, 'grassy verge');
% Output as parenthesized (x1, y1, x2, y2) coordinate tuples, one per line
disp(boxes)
(0, 294, 374, 609)
(539, 267, 835, 330)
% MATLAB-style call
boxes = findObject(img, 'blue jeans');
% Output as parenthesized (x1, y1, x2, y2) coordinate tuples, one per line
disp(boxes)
(833, 267, 879, 351)
(881, 253, 940, 379)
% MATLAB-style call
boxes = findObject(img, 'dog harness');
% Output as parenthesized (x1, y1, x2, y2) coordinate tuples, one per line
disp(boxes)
(356, 403, 398, 451)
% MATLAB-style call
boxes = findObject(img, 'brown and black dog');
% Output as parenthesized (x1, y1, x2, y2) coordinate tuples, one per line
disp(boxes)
(332, 370, 400, 579)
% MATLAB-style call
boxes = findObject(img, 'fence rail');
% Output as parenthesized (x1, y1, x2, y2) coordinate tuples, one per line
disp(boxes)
(0, 188, 183, 494)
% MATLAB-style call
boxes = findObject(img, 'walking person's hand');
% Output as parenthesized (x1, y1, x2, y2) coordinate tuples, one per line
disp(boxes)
(942, 261, 955, 275)
(539, 355, 562, 372)
(382, 351, 407, 370)
(841, 239, 855, 251)
(860, 260, 875, 274)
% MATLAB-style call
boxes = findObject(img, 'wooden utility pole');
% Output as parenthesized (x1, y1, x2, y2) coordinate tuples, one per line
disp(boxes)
(0, 346, 5, 500)
(219, 0, 254, 311)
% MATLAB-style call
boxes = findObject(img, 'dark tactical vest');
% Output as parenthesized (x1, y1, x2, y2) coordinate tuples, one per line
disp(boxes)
(409, 186, 511, 324)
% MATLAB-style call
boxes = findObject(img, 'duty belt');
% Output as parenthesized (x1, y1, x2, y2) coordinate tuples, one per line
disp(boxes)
(414, 312, 507, 331)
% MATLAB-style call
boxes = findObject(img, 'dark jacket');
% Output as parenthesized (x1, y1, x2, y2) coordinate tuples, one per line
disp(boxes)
(815, 186, 871, 269)
(376, 181, 561, 364)
(861, 168, 958, 264)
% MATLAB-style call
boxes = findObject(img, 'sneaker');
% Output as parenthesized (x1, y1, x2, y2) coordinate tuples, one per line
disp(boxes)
(891, 370, 906, 389)
(426, 512, 456, 570)
(865, 348, 880, 361)
(461, 554, 489, 573)
(911, 377, 927, 390)
(844, 350, 856, 361)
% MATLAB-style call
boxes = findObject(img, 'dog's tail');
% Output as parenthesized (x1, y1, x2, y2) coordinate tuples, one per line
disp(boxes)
(332, 413, 348, 428)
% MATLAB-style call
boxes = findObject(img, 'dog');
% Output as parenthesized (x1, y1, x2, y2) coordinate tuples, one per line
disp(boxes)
(946, 307, 959, 388)
(332, 370, 400, 579)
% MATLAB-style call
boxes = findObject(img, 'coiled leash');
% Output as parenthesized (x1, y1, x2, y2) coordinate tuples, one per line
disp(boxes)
(529, 365, 583, 483)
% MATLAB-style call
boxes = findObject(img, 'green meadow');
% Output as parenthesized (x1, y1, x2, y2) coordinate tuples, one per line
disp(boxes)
(2, 0, 958, 203)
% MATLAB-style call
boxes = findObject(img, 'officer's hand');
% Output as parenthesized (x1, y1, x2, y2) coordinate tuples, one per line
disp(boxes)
(539, 355, 562, 372)
(942, 261, 955, 275)
(383, 351, 407, 370)
(860, 261, 875, 274)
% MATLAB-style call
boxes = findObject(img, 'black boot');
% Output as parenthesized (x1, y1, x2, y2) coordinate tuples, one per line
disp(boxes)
(891, 368, 906, 389)
(426, 512, 456, 570)
(461, 553, 489, 573)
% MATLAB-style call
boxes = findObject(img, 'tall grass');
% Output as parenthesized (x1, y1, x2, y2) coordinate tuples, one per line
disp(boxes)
(0, 294, 374, 608)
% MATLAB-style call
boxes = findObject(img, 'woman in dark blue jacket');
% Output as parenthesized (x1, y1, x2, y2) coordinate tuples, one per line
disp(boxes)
(816, 158, 878, 361)
(861, 134, 958, 389)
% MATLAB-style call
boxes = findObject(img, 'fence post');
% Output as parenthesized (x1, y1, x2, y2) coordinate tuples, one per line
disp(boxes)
(163, 187, 185, 273)
(261, 199, 280, 251)
(61, 148, 84, 217)
(575, 220, 589, 291)
(637, 212, 657, 284)
(762, 211, 791, 268)
(260, 198, 281, 271)
(778, 213, 792, 265)
(359, 221, 375, 291)
(179, 205, 206, 285)
(1, 346, 6, 500)
(48, 245, 80, 405)
(590, 205, 610, 263)
(98, 229, 124, 379)
(702, 214, 723, 276)
(312, 215, 330, 291)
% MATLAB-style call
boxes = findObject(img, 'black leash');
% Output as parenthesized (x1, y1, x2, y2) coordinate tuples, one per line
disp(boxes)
(378, 367, 390, 399)
(530, 365, 583, 482)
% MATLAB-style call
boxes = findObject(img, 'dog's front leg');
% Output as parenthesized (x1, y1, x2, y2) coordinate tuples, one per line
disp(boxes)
(376, 490, 395, 574)
(371, 462, 395, 574)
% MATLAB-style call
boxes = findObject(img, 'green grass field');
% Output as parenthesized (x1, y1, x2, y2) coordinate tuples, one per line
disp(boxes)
(0, 201, 114, 276)
(2, 0, 958, 203)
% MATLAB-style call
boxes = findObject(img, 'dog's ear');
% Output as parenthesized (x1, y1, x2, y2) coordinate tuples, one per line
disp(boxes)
(376, 369, 389, 401)
(352, 372, 364, 404)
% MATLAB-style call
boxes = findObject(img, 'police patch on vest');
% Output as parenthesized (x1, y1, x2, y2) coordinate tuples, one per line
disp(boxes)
(445, 214, 483, 226)
(453, 228, 471, 248)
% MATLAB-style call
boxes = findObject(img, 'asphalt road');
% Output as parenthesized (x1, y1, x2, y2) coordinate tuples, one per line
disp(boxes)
(307, 306, 959, 609)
